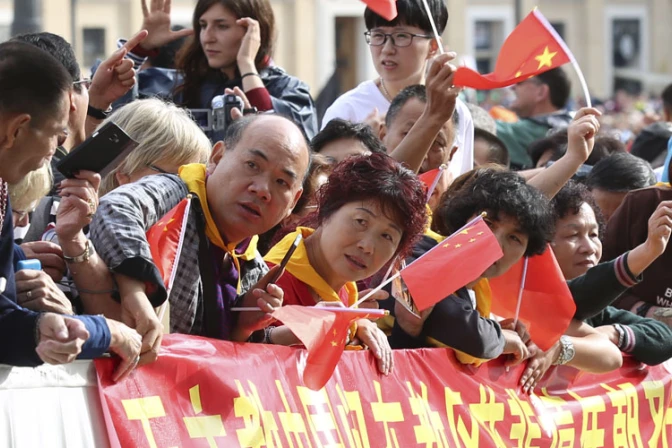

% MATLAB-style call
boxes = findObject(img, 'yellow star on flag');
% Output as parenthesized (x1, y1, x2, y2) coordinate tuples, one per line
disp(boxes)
(163, 218, 175, 232)
(455, 244, 462, 249)
(443, 243, 451, 248)
(469, 238, 477, 243)
(515, 71, 522, 78)
(477, 232, 484, 236)
(331, 340, 339, 347)
(535, 46, 557, 70)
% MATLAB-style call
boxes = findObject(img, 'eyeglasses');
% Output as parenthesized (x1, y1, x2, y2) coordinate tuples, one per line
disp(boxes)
(147, 164, 172, 175)
(73, 78, 92, 90)
(364, 31, 432, 47)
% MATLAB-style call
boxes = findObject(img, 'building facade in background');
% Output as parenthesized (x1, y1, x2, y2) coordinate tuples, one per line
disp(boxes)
(0, 0, 669, 102)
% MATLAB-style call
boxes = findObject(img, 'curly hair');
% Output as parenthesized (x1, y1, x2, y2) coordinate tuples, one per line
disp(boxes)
(315, 153, 427, 258)
(550, 180, 605, 236)
(432, 168, 554, 256)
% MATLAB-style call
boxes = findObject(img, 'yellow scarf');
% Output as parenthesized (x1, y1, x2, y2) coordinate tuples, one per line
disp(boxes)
(178, 163, 258, 292)
(427, 278, 493, 366)
(424, 205, 445, 244)
(265, 227, 358, 306)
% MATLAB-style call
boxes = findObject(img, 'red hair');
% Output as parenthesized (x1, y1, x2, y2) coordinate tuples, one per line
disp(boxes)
(315, 153, 427, 257)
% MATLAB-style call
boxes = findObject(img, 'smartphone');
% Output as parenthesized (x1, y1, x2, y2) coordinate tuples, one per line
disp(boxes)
(269, 234, 302, 284)
(17, 259, 41, 271)
(56, 122, 138, 178)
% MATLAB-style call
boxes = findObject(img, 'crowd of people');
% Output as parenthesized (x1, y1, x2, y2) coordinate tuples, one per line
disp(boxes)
(1, 0, 671, 394)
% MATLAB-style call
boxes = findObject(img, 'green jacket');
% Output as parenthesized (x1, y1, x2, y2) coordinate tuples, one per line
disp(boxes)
(496, 111, 573, 169)
(585, 307, 672, 365)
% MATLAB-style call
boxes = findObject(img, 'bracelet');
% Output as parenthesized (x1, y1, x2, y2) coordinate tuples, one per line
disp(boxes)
(613, 324, 626, 350)
(63, 239, 96, 264)
(87, 104, 112, 120)
(262, 326, 275, 344)
(241, 72, 261, 80)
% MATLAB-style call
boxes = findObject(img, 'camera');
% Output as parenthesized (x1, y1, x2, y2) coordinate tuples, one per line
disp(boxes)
(212, 94, 245, 132)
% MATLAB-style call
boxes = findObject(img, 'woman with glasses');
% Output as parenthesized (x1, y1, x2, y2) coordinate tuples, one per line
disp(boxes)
(122, 0, 317, 139)
(321, 0, 474, 176)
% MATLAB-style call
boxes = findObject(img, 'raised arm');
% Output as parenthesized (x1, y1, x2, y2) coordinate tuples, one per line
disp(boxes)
(388, 53, 460, 173)
(527, 107, 601, 198)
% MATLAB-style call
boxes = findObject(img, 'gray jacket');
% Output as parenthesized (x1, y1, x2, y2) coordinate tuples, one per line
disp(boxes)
(90, 174, 267, 336)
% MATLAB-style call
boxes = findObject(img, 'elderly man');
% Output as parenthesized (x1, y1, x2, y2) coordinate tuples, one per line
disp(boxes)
(91, 114, 311, 363)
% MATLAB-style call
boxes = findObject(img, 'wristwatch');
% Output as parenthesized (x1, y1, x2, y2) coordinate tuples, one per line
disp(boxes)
(63, 239, 96, 263)
(553, 335, 575, 366)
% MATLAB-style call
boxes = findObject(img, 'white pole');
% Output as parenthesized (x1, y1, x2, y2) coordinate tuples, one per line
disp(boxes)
(420, 0, 445, 54)
(512, 257, 529, 328)
(425, 164, 446, 202)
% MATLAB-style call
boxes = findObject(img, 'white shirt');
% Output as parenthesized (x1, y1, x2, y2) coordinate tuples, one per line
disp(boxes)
(322, 80, 475, 178)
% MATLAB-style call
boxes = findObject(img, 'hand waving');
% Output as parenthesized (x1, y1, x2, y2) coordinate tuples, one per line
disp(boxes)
(139, 0, 194, 51)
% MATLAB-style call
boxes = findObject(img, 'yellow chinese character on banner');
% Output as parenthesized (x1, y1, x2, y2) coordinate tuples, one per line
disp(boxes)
(334, 385, 371, 448)
(469, 385, 507, 448)
(642, 381, 672, 447)
(371, 381, 405, 448)
(183, 384, 226, 448)
(275, 380, 312, 448)
(406, 381, 448, 447)
(538, 389, 576, 448)
(234, 380, 282, 448)
(567, 390, 606, 448)
(506, 389, 542, 448)
(602, 383, 643, 448)
(122, 396, 167, 448)
(445, 387, 479, 447)
(297, 385, 345, 448)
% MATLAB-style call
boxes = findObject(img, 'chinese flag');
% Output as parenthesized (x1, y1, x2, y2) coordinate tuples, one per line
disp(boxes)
(454, 9, 573, 90)
(419, 167, 441, 190)
(361, 0, 397, 21)
(146, 198, 191, 290)
(400, 216, 503, 311)
(489, 247, 575, 351)
(272, 305, 385, 390)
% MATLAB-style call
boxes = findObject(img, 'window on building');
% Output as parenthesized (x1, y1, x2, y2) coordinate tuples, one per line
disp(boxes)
(473, 20, 504, 74)
(83, 28, 106, 68)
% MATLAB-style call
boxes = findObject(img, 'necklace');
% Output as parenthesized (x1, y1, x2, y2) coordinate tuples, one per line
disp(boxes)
(379, 78, 393, 102)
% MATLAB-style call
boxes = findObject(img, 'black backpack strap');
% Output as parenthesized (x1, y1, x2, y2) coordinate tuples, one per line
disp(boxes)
(191, 195, 221, 338)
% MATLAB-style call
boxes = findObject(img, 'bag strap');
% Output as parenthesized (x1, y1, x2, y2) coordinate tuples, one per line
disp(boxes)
(192, 195, 221, 338)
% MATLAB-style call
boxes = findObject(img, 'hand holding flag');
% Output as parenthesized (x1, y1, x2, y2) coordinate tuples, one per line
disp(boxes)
(271, 305, 387, 390)
(489, 247, 575, 351)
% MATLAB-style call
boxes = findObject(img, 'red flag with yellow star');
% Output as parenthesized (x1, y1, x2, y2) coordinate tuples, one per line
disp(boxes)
(489, 247, 575, 351)
(271, 305, 386, 390)
(453, 9, 573, 90)
(400, 216, 503, 311)
(146, 197, 191, 291)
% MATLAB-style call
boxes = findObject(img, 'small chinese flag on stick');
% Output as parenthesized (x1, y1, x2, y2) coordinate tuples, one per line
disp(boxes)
(489, 247, 575, 351)
(400, 215, 503, 311)
(146, 197, 191, 293)
(454, 9, 573, 90)
(361, 0, 397, 21)
(272, 306, 386, 390)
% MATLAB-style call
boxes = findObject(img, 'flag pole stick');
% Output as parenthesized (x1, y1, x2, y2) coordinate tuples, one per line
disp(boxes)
(512, 257, 529, 328)
(351, 272, 401, 308)
(425, 164, 446, 202)
(420, 0, 445, 54)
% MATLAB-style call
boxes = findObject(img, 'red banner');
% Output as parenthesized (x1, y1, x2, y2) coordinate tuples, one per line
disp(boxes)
(96, 334, 672, 447)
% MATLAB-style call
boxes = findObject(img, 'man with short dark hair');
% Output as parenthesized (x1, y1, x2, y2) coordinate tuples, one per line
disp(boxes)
(91, 114, 312, 363)
(0, 41, 108, 366)
(496, 67, 573, 169)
